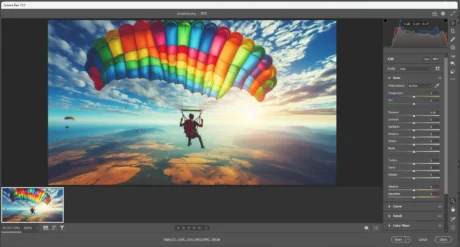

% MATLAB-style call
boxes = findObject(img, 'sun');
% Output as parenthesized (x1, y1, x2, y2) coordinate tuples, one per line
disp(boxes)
(247, 109, 256, 120)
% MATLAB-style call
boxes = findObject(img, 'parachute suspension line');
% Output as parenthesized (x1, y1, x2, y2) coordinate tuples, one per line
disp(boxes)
(196, 94, 207, 112)
(174, 98, 184, 112)
(177, 93, 208, 113)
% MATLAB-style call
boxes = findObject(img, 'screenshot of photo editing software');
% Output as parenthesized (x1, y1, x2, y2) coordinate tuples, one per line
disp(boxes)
(0, 1, 459, 246)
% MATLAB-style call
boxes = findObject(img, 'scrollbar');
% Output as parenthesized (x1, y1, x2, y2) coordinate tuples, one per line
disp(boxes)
(443, 57, 448, 232)
(444, 57, 448, 195)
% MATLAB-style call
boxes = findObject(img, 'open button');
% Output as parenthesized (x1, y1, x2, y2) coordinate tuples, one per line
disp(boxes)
(435, 236, 452, 243)
(391, 236, 408, 243)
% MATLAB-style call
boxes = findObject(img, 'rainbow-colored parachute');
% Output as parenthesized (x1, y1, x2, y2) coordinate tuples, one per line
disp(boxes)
(85, 20, 277, 102)
(9, 188, 52, 205)
(64, 116, 75, 120)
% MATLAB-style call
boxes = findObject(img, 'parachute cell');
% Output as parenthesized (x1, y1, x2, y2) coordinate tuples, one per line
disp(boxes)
(85, 20, 278, 102)
(9, 188, 51, 205)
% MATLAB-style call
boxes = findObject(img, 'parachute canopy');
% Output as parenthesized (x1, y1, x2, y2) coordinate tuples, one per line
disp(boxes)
(9, 188, 51, 205)
(64, 116, 76, 120)
(85, 20, 277, 102)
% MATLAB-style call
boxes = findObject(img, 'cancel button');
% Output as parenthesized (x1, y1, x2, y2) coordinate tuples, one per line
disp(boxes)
(435, 236, 452, 243)
(418, 237, 428, 243)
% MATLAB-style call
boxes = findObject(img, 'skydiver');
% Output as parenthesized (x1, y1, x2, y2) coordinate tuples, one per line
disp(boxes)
(30, 206, 35, 215)
(180, 113, 205, 148)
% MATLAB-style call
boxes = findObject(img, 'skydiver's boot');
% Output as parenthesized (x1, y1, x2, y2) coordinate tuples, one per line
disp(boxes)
(197, 135, 205, 149)
(188, 138, 192, 147)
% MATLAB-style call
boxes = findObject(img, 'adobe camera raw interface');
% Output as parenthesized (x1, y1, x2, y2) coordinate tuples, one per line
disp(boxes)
(0, 1, 459, 246)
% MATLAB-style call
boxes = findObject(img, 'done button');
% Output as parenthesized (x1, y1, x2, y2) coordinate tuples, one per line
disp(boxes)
(435, 236, 452, 243)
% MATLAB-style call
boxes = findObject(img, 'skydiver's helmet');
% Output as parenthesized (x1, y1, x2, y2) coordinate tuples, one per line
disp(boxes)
(189, 114, 194, 120)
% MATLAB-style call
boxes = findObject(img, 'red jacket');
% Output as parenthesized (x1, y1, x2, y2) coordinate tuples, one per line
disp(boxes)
(180, 119, 203, 137)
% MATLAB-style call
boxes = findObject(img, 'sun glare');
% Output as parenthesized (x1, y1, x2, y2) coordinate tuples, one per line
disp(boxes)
(35, 204, 50, 212)
(247, 109, 256, 120)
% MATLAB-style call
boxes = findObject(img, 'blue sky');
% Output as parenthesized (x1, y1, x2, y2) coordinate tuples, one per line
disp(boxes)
(2, 188, 64, 210)
(48, 20, 336, 126)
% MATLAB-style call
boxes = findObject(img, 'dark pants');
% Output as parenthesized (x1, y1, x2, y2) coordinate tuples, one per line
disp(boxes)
(188, 133, 204, 147)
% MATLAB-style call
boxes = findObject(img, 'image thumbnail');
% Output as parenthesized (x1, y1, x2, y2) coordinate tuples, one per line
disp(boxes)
(384, 19, 448, 48)
(48, 20, 337, 185)
(2, 188, 64, 223)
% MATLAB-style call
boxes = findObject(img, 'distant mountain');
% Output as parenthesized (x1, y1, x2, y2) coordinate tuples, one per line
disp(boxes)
(234, 129, 336, 161)
(110, 127, 166, 138)
(246, 126, 336, 151)
(283, 126, 336, 145)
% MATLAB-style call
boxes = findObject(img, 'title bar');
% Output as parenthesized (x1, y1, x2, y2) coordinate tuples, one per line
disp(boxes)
(1, 1, 458, 10)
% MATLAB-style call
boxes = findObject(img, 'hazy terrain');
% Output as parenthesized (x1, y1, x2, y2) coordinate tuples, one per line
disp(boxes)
(48, 125, 336, 185)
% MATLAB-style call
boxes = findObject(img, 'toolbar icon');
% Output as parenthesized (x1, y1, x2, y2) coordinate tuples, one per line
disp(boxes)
(451, 20, 457, 26)
(441, 11, 446, 16)
(451, 37, 456, 42)
(451, 45, 456, 50)
(364, 225, 369, 231)
(451, 61, 456, 66)
(451, 28, 456, 34)
(451, 206, 456, 212)
(432, 11, 438, 16)
(450, 69, 456, 74)
(450, 198, 456, 204)
(450, 216, 456, 222)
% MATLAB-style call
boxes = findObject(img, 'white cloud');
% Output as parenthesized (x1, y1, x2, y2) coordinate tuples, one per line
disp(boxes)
(78, 98, 142, 115)
(75, 20, 115, 35)
(48, 23, 88, 66)
(111, 89, 129, 100)
(80, 79, 150, 110)
(74, 20, 98, 34)
(62, 86, 82, 94)
(48, 52, 72, 70)
(75, 48, 87, 66)
(262, 20, 336, 74)
(235, 21, 259, 39)
(261, 20, 283, 37)
(48, 23, 54, 35)
(48, 36, 73, 54)
(59, 95, 74, 103)
(80, 99, 101, 107)
(49, 76, 83, 95)
(76, 80, 86, 87)
(125, 20, 136, 25)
